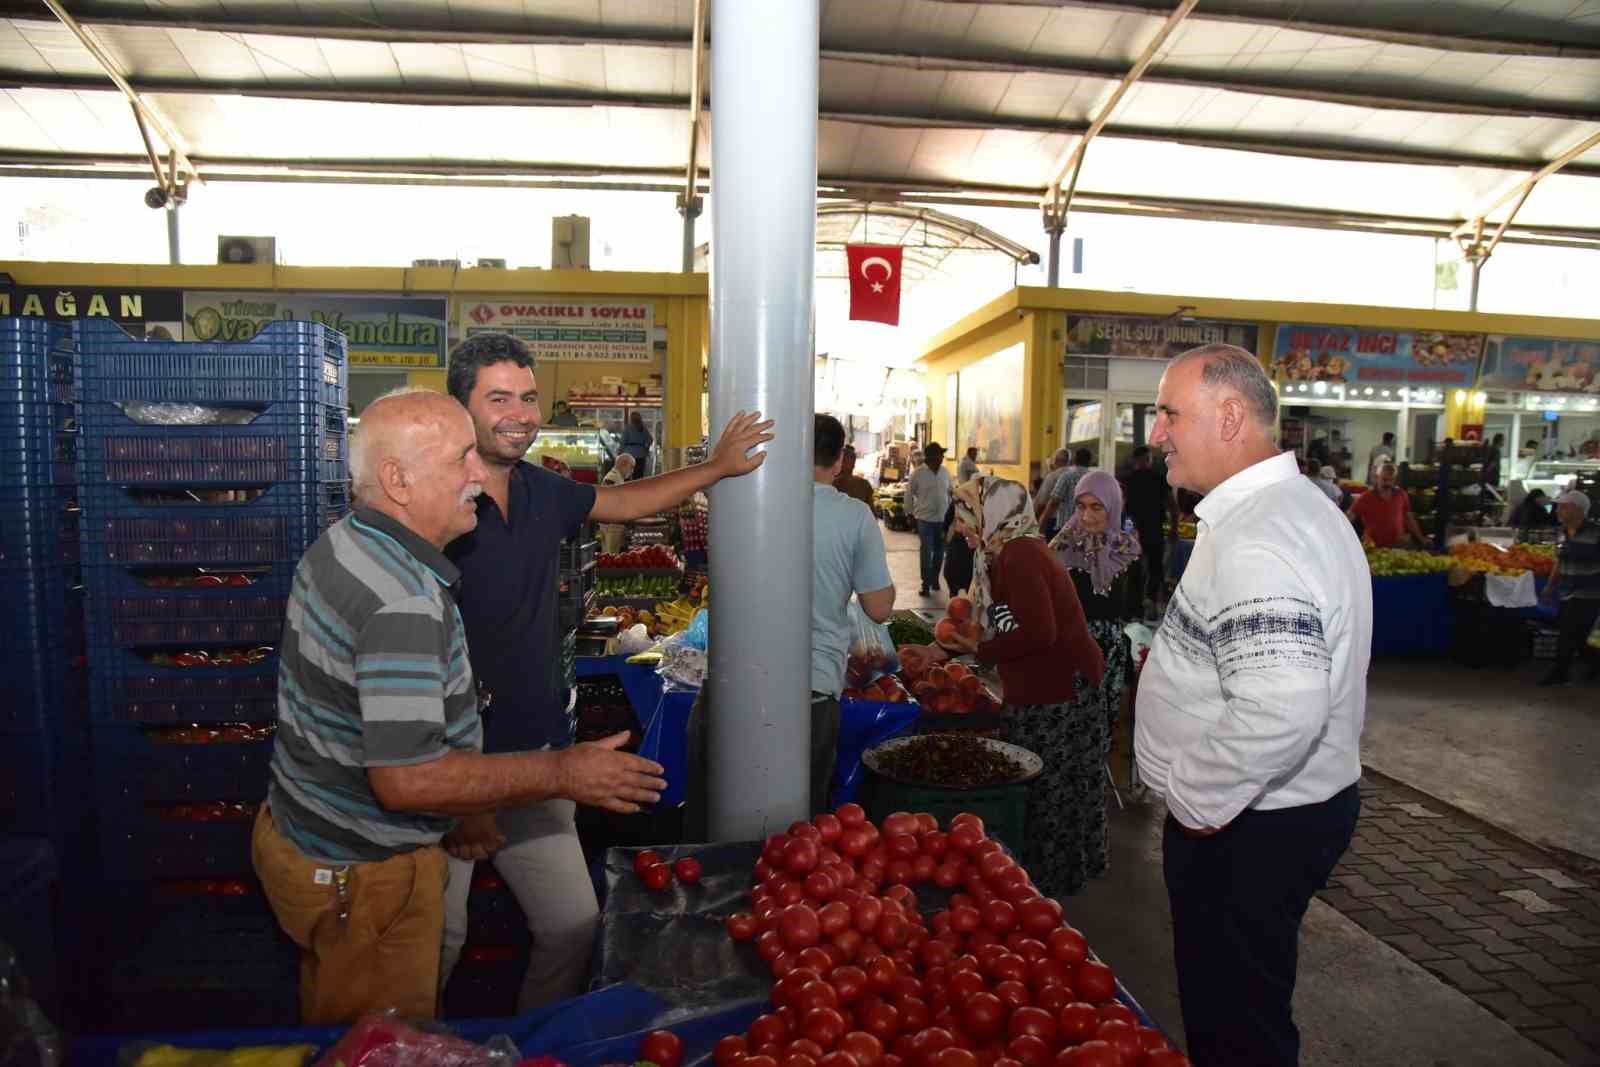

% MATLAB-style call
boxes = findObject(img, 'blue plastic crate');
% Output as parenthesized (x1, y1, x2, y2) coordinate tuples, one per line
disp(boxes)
(77, 400, 346, 489)
(92, 723, 276, 805)
(82, 561, 295, 649)
(0, 484, 80, 571)
(74, 318, 347, 410)
(95, 804, 257, 879)
(77, 480, 343, 568)
(87, 643, 279, 725)
(0, 729, 56, 835)
(0, 568, 83, 731)
(0, 399, 77, 484)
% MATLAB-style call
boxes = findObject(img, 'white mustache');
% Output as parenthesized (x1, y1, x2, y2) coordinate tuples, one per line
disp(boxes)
(461, 483, 483, 505)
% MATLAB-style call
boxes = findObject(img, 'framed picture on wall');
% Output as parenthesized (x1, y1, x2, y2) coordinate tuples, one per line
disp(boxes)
(945, 374, 959, 447)
(956, 343, 1024, 464)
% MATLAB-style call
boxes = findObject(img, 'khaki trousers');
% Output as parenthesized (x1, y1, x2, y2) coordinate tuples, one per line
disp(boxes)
(252, 804, 448, 1024)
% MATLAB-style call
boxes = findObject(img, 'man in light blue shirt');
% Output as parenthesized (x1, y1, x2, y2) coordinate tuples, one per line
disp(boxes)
(905, 442, 951, 596)
(812, 414, 895, 812)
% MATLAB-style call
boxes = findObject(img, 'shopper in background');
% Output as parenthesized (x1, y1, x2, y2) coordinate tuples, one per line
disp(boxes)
(1138, 344, 1369, 1067)
(1121, 446, 1179, 613)
(903, 476, 1105, 897)
(596, 452, 635, 553)
(1348, 462, 1427, 548)
(1036, 449, 1073, 539)
(620, 410, 653, 479)
(1509, 488, 1558, 538)
(1539, 490, 1600, 687)
(1365, 431, 1396, 486)
(1434, 438, 1457, 551)
(254, 389, 666, 1024)
(1314, 465, 1344, 507)
(438, 333, 772, 1011)
(958, 446, 980, 483)
(810, 415, 896, 811)
(1036, 447, 1093, 531)
(1051, 471, 1143, 749)
(834, 444, 876, 508)
(548, 400, 579, 427)
(906, 442, 952, 597)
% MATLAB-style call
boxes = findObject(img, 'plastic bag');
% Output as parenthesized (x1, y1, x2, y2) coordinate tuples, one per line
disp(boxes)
(657, 632, 708, 693)
(616, 624, 654, 656)
(845, 600, 899, 689)
(124, 1046, 314, 1067)
(0, 941, 61, 1067)
(117, 401, 259, 426)
(1123, 622, 1155, 675)
(312, 1013, 517, 1067)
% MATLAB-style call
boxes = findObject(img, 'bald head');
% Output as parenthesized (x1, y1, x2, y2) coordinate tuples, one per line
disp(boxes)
(1152, 343, 1282, 494)
(351, 389, 488, 548)
(1170, 343, 1279, 428)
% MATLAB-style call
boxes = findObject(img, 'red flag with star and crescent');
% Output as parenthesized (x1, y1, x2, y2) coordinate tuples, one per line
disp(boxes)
(846, 244, 903, 325)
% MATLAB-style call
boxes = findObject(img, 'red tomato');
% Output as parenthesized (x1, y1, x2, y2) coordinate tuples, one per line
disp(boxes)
(919, 831, 950, 859)
(986, 953, 1027, 984)
(949, 906, 981, 934)
(806, 871, 838, 902)
(893, 995, 930, 1031)
(1033, 984, 1075, 1016)
(784, 838, 822, 877)
(1141, 1052, 1190, 1067)
(832, 928, 865, 962)
(969, 928, 1001, 951)
(799, 947, 837, 974)
(1098, 1003, 1136, 1028)
(780, 904, 823, 950)
(982, 901, 1017, 936)
(853, 897, 884, 935)
(1050, 1043, 1118, 1067)
(840, 828, 875, 859)
(790, 821, 823, 842)
(836, 803, 867, 827)
(978, 852, 1014, 882)
(918, 938, 954, 970)
(933, 863, 964, 890)
(1007, 1006, 1056, 1046)
(1009, 937, 1047, 962)
(1046, 928, 1088, 967)
(816, 1055, 855, 1067)
(892, 974, 925, 1001)
(884, 884, 918, 911)
(796, 979, 841, 1015)
(885, 833, 919, 860)
(1027, 958, 1068, 991)
(788, 1041, 827, 1061)
(959, 991, 1006, 1041)
(857, 999, 901, 1044)
(831, 965, 868, 1004)
(744, 1056, 779, 1067)
(783, 1055, 818, 1067)
(1055, 1003, 1099, 1044)
(911, 854, 939, 883)
(866, 955, 898, 994)
(674, 858, 703, 885)
(949, 812, 983, 832)
(640, 1030, 683, 1067)
(913, 812, 939, 835)
(948, 824, 983, 853)
(1002, 1037, 1048, 1067)
(999, 881, 1039, 908)
(642, 863, 674, 892)
(765, 836, 793, 864)
(634, 850, 663, 878)
(840, 1031, 884, 1067)
(814, 813, 843, 843)
(969, 840, 1005, 863)
(757, 929, 786, 963)
(1134, 1026, 1169, 1053)
(819, 901, 853, 937)
(946, 968, 986, 1001)
(729, 912, 760, 941)
(875, 913, 910, 950)
(1072, 960, 1116, 1004)
(1093, 1020, 1140, 1063)
(801, 1008, 849, 1051)
(885, 860, 914, 886)
(715, 1036, 749, 1067)
(882, 812, 919, 836)
(779, 883, 808, 907)
(990, 1059, 1022, 1067)
(773, 952, 801, 979)
(754, 884, 774, 908)
(930, 1050, 976, 1067)
(1016, 899, 1059, 939)
(993, 980, 1030, 1013)
(907, 1027, 955, 1065)
(774, 971, 817, 1010)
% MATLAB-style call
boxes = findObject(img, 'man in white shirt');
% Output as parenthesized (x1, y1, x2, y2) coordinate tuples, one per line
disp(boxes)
(1137, 344, 1368, 1067)
(905, 443, 952, 597)
(1365, 431, 1396, 485)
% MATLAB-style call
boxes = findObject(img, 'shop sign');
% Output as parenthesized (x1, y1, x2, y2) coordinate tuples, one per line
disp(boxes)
(184, 292, 447, 368)
(1478, 335, 1600, 396)
(463, 299, 655, 362)
(0, 285, 183, 338)
(1066, 314, 1257, 360)
(1271, 325, 1483, 386)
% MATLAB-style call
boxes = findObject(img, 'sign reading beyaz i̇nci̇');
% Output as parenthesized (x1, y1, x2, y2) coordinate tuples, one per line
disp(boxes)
(184, 291, 448, 368)
(463, 299, 655, 362)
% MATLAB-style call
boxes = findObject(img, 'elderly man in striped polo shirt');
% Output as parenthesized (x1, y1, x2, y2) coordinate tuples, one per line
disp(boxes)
(253, 389, 666, 1024)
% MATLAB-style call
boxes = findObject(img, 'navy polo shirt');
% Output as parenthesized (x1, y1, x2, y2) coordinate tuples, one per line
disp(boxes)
(447, 461, 595, 753)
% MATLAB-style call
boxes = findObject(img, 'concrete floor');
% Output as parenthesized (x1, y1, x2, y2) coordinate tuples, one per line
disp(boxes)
(878, 525, 1590, 1064)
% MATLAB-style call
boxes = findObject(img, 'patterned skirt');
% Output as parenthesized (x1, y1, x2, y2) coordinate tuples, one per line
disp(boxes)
(1001, 675, 1108, 898)
(1087, 619, 1130, 743)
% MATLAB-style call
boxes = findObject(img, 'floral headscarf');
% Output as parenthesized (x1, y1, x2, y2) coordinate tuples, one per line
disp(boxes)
(1049, 470, 1142, 596)
(952, 476, 1041, 637)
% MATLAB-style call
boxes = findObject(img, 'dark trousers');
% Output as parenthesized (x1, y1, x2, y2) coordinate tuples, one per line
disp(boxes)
(1163, 783, 1360, 1067)
(916, 520, 946, 591)
(1141, 537, 1166, 602)
(810, 693, 841, 816)
(1552, 597, 1600, 679)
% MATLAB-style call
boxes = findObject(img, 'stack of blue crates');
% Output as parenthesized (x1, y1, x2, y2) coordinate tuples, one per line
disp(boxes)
(67, 318, 349, 1030)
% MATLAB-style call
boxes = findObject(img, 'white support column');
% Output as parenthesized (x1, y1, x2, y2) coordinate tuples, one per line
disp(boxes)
(705, 0, 818, 840)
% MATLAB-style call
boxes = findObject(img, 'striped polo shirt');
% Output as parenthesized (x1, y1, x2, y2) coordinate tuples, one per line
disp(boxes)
(267, 507, 482, 864)
(1557, 519, 1600, 601)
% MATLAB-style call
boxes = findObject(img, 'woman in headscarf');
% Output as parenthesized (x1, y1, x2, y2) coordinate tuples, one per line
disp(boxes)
(902, 476, 1106, 896)
(1050, 471, 1143, 737)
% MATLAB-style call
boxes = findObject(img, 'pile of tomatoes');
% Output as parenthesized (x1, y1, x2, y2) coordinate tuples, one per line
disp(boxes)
(634, 849, 704, 892)
(711, 806, 1186, 1067)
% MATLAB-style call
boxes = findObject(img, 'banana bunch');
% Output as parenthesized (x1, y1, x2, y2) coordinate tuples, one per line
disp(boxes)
(652, 598, 701, 636)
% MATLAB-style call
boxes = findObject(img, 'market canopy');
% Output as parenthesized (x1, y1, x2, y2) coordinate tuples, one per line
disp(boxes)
(1, 0, 1599, 252)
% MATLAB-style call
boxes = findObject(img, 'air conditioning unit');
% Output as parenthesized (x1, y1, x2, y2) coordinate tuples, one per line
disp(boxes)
(551, 215, 591, 269)
(475, 258, 507, 269)
(217, 236, 278, 265)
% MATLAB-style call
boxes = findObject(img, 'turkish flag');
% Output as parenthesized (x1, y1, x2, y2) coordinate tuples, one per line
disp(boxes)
(846, 244, 903, 325)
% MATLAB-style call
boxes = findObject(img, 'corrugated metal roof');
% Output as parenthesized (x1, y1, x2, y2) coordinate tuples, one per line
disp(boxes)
(0, 0, 1596, 247)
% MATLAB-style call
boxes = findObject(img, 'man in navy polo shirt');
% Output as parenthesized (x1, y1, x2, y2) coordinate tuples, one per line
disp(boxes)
(438, 332, 774, 1010)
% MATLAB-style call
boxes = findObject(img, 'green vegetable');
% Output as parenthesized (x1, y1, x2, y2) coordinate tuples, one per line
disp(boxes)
(887, 618, 935, 647)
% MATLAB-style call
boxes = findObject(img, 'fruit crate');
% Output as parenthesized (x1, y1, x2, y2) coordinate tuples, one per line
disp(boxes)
(77, 400, 348, 489)
(73, 318, 348, 410)
(87, 644, 279, 725)
(92, 723, 276, 805)
(0, 567, 85, 730)
(82, 562, 295, 649)
(466, 868, 532, 945)
(0, 400, 77, 486)
(95, 802, 258, 879)
(77, 480, 344, 568)
(0, 484, 80, 571)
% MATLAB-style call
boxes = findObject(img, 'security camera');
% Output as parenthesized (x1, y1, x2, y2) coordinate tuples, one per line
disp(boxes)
(144, 186, 169, 209)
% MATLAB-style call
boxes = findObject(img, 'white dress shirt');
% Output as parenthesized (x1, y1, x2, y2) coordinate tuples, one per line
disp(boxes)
(1135, 451, 1371, 829)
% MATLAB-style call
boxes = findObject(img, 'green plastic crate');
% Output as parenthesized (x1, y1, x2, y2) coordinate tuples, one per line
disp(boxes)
(860, 735, 1041, 855)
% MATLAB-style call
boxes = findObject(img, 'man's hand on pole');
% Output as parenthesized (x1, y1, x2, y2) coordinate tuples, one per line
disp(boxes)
(709, 410, 776, 478)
